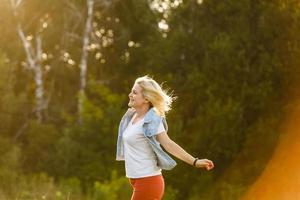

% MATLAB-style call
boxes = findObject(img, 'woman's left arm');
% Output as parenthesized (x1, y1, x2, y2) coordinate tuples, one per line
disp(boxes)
(156, 132, 214, 170)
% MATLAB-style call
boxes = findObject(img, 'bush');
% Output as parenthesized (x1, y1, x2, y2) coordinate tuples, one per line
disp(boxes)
(87, 171, 131, 200)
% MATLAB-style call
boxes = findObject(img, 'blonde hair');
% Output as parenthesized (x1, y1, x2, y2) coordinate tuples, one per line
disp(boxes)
(135, 75, 175, 117)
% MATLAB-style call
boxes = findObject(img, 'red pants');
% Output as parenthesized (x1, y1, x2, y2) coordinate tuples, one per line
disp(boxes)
(129, 175, 165, 200)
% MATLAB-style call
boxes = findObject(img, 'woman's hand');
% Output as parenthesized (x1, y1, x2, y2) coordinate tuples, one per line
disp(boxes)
(195, 159, 214, 170)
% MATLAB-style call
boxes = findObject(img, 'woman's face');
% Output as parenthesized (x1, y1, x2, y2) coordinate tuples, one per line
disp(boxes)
(128, 84, 149, 108)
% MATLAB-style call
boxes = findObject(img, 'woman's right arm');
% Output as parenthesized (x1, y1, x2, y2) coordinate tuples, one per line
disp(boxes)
(156, 132, 214, 170)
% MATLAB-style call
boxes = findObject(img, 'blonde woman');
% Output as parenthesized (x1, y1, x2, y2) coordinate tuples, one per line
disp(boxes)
(116, 75, 214, 200)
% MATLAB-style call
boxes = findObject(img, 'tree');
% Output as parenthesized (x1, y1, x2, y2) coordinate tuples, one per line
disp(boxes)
(10, 0, 49, 123)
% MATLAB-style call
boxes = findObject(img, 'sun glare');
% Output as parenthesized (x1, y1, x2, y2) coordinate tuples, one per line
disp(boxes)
(242, 99, 300, 199)
(149, 0, 183, 34)
(158, 19, 169, 31)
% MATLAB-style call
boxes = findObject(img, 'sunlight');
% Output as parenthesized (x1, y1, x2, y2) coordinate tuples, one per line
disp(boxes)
(149, 0, 183, 34)
(44, 65, 50, 72)
(158, 19, 169, 31)
(95, 30, 102, 38)
(197, 0, 203, 5)
(42, 53, 47, 60)
(242, 99, 300, 200)
(100, 58, 105, 64)
(1, 0, 299, 199)
(107, 29, 114, 37)
(121, 51, 130, 63)
(26, 35, 33, 41)
(128, 41, 135, 47)
(67, 59, 75, 66)
(42, 22, 48, 29)
(95, 52, 102, 60)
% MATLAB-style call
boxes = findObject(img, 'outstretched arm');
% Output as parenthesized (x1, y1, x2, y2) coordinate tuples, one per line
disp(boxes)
(156, 132, 214, 170)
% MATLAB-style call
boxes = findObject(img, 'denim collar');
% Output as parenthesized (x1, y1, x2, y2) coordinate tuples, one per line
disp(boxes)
(125, 107, 159, 123)
(144, 107, 159, 123)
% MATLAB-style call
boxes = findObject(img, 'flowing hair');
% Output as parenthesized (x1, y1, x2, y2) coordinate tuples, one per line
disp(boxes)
(135, 75, 175, 117)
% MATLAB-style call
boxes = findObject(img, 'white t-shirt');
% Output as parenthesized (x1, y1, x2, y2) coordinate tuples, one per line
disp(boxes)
(122, 115, 166, 178)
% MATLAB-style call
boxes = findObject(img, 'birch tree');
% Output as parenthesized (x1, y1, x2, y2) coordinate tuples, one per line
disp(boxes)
(62, 0, 113, 124)
(10, 0, 48, 123)
(78, 0, 94, 124)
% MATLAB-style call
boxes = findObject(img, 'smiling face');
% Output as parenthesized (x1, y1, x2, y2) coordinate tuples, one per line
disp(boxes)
(128, 83, 149, 109)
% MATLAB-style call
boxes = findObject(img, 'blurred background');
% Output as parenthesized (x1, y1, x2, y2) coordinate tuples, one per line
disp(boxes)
(0, 0, 299, 199)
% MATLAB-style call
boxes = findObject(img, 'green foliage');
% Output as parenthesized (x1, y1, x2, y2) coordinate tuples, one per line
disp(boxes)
(21, 121, 60, 174)
(51, 81, 126, 183)
(87, 171, 131, 200)
(0, 53, 30, 137)
(0, 138, 21, 198)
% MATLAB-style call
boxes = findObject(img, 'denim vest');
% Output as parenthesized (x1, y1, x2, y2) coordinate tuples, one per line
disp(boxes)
(116, 107, 177, 170)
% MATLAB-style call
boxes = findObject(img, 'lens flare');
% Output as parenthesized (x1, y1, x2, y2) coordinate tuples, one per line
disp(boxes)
(242, 99, 300, 200)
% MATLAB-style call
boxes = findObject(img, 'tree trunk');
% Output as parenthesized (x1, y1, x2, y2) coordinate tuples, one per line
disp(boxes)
(78, 0, 94, 124)
(34, 35, 45, 122)
(11, 0, 45, 123)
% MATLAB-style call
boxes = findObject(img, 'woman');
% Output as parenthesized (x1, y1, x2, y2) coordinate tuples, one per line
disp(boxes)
(116, 75, 214, 200)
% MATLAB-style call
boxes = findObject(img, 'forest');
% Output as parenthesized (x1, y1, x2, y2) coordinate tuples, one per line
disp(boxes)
(0, 0, 300, 199)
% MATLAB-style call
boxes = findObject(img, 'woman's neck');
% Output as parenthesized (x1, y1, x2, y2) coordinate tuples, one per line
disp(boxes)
(134, 105, 150, 118)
